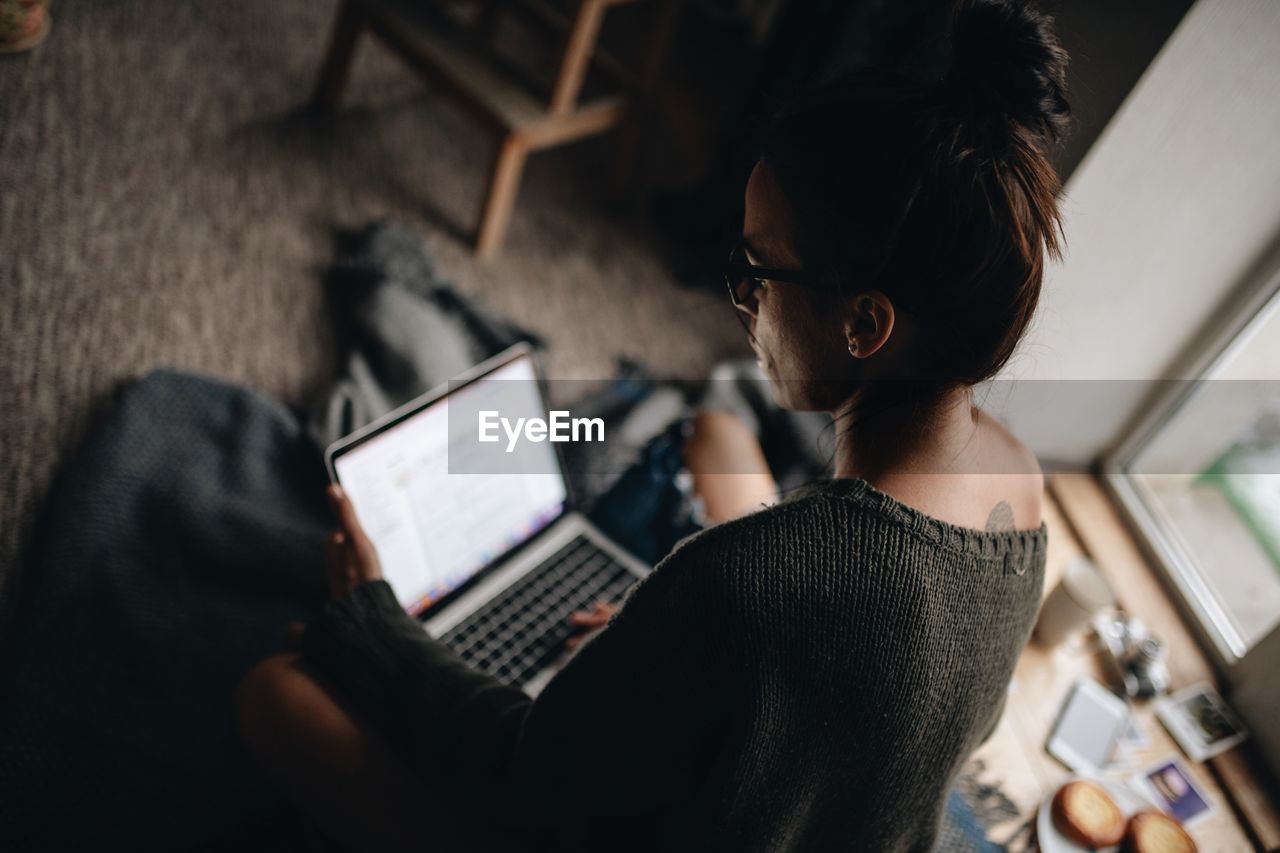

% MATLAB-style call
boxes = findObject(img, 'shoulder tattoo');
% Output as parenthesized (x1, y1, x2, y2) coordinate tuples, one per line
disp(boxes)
(986, 500, 1015, 532)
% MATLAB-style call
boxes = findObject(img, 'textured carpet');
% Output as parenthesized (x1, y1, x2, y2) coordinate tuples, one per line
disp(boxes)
(0, 0, 747, 641)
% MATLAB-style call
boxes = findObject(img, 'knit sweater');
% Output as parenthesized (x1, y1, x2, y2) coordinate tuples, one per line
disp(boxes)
(302, 477, 1047, 852)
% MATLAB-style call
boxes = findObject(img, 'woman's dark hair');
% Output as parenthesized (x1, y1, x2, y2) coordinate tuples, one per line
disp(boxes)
(758, 0, 1071, 392)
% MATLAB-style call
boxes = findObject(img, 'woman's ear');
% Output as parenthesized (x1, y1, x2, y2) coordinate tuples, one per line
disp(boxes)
(843, 291, 895, 358)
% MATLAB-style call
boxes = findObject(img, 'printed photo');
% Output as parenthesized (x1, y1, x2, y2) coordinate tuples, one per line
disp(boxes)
(1155, 683, 1248, 762)
(1138, 759, 1213, 826)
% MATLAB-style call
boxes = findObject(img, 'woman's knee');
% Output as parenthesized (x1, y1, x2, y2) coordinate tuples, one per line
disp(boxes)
(234, 655, 484, 851)
(684, 410, 778, 522)
(234, 653, 315, 761)
(236, 651, 375, 776)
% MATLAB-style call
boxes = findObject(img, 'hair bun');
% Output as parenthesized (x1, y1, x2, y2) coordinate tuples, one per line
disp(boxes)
(943, 0, 1070, 147)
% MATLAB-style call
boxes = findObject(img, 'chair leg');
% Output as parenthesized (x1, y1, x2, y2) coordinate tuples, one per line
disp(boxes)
(310, 0, 365, 112)
(612, 0, 681, 196)
(472, 0, 505, 44)
(549, 0, 608, 116)
(475, 133, 529, 257)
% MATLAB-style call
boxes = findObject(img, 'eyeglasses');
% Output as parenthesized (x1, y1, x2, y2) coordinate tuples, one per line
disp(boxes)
(724, 241, 818, 333)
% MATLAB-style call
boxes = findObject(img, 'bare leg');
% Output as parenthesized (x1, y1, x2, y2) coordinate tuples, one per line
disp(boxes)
(682, 411, 779, 524)
(235, 654, 513, 853)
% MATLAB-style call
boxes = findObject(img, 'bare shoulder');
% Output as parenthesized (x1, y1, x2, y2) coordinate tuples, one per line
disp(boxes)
(975, 409, 1043, 476)
(974, 409, 1044, 530)
(873, 411, 1045, 532)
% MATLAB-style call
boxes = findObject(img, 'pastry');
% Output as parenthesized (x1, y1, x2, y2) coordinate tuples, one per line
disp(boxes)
(1124, 810, 1197, 853)
(1052, 780, 1126, 847)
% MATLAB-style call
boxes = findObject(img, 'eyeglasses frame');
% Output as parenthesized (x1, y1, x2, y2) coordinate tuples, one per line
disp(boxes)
(724, 243, 823, 336)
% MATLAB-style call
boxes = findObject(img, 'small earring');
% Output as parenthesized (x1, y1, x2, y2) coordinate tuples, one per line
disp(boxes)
(847, 343, 858, 357)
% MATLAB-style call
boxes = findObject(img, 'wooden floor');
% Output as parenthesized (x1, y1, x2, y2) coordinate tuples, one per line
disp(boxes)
(968, 473, 1278, 851)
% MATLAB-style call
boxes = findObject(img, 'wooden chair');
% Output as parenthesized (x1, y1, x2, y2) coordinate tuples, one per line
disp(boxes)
(311, 0, 680, 257)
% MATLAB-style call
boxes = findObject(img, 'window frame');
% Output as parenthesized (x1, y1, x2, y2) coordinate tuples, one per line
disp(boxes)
(1100, 238, 1280, 670)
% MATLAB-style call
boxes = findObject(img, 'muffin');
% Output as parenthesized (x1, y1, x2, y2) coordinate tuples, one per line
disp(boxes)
(1124, 810, 1197, 853)
(1052, 780, 1127, 847)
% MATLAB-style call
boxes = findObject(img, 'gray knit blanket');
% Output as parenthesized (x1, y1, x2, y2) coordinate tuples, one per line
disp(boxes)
(0, 224, 550, 849)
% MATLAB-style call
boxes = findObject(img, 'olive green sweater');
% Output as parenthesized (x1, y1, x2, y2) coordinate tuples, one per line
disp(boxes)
(303, 478, 1047, 852)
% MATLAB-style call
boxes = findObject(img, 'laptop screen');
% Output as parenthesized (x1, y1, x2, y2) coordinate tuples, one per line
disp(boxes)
(332, 353, 568, 616)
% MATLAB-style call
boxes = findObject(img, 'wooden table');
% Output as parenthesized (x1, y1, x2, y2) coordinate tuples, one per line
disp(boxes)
(967, 474, 1276, 851)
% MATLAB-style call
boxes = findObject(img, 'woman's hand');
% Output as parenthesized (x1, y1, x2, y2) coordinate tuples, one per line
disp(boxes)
(324, 484, 383, 600)
(565, 600, 619, 650)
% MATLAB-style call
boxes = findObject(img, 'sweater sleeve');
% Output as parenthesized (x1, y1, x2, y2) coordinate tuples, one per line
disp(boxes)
(501, 541, 727, 835)
(300, 581, 533, 816)
(302, 538, 727, 841)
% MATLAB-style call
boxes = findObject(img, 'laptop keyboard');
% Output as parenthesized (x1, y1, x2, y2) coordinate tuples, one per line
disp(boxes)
(439, 535, 638, 687)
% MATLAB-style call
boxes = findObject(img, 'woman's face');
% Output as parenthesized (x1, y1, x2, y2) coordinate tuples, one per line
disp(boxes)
(739, 160, 886, 412)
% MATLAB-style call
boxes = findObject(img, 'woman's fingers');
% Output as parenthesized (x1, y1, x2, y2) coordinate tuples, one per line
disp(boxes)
(570, 601, 618, 623)
(327, 485, 354, 531)
(325, 531, 351, 599)
(327, 484, 382, 583)
(566, 600, 622, 649)
(568, 601, 615, 640)
(327, 485, 369, 547)
(349, 534, 380, 580)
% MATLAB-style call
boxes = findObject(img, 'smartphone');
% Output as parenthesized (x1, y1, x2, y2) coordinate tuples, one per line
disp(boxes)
(1046, 677, 1130, 773)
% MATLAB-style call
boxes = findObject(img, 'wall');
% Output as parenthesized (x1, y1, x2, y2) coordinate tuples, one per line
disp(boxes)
(991, 0, 1280, 467)
(1041, 0, 1193, 183)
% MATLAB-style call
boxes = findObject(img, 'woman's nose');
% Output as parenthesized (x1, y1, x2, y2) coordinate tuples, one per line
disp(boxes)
(734, 302, 758, 336)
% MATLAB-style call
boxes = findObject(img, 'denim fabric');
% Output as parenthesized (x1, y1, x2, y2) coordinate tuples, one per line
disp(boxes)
(588, 417, 705, 565)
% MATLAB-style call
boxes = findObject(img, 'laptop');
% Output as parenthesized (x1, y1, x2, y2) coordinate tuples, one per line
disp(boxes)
(324, 343, 650, 696)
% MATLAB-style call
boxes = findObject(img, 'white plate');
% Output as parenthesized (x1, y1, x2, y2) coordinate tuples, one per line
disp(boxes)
(1037, 776, 1161, 853)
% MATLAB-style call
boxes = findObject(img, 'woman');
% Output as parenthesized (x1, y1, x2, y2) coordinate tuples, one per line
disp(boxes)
(236, 1, 1067, 849)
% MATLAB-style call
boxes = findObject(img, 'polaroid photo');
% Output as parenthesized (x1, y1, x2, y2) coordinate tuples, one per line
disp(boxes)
(1133, 757, 1215, 827)
(1154, 682, 1248, 762)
